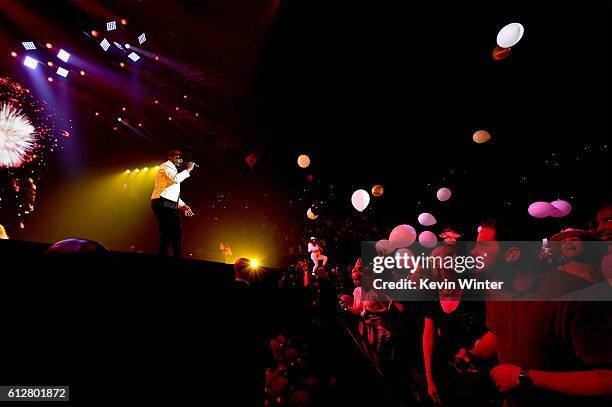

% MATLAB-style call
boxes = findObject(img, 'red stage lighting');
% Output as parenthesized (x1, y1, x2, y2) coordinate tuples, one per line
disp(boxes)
(120, 18, 127, 25)
(154, 55, 160, 61)
(47, 77, 53, 82)
(91, 30, 99, 37)
(47, 61, 54, 67)
(45, 43, 53, 49)
(95, 112, 99, 116)
(10, 51, 17, 57)
(119, 62, 125, 68)
(80, 70, 85, 76)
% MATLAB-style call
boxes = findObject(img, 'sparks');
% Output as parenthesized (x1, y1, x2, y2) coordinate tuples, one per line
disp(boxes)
(0, 103, 37, 168)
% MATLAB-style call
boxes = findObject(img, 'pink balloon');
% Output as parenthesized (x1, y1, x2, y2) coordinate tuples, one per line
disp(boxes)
(528, 201, 555, 218)
(418, 212, 437, 226)
(389, 224, 417, 249)
(436, 187, 452, 202)
(549, 200, 572, 217)
(418, 231, 438, 248)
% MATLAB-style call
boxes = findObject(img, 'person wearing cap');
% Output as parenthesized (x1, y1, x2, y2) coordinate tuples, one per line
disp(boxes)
(307, 237, 328, 275)
(151, 150, 196, 257)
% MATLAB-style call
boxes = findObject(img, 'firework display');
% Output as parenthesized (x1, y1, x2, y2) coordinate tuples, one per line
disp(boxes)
(0, 76, 59, 231)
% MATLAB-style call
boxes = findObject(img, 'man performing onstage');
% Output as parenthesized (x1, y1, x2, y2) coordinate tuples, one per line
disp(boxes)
(150, 150, 196, 257)
(307, 237, 328, 275)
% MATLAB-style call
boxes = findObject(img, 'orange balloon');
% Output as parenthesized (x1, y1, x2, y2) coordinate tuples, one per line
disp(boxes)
(371, 184, 384, 197)
(492, 45, 511, 61)
(472, 130, 491, 144)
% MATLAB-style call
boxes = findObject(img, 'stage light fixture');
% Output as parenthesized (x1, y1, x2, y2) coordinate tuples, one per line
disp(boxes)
(138, 33, 146, 44)
(114, 42, 124, 51)
(57, 49, 70, 62)
(155, 166, 160, 170)
(119, 62, 125, 67)
(80, 70, 85, 76)
(22, 42, 36, 50)
(143, 167, 149, 172)
(95, 112, 99, 116)
(45, 43, 53, 49)
(56, 67, 69, 77)
(107, 21, 116, 31)
(125, 43, 131, 49)
(118, 117, 122, 122)
(122, 107, 126, 111)
(120, 19, 127, 26)
(100, 38, 111, 51)
(47, 77, 53, 82)
(10, 52, 17, 57)
(250, 259, 260, 269)
(23, 56, 38, 70)
(134, 168, 140, 173)
(127, 52, 140, 62)
(154, 55, 160, 61)
(91, 30, 99, 38)
(126, 170, 131, 174)
(47, 61, 54, 67)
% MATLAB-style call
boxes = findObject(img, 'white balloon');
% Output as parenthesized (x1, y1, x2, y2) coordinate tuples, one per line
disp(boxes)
(418, 212, 437, 226)
(351, 189, 370, 212)
(436, 187, 452, 202)
(496, 23, 524, 48)
(389, 224, 417, 249)
(418, 231, 438, 249)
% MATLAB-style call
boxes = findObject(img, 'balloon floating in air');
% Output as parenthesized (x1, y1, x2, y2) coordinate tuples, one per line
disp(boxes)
(528, 200, 572, 218)
(306, 208, 318, 220)
(418, 231, 438, 248)
(389, 224, 417, 249)
(472, 130, 491, 144)
(436, 187, 452, 202)
(351, 189, 370, 212)
(372, 184, 384, 197)
(496, 22, 524, 48)
(418, 212, 437, 226)
(297, 154, 310, 168)
(492, 45, 511, 61)
(549, 200, 572, 218)
(528, 201, 554, 218)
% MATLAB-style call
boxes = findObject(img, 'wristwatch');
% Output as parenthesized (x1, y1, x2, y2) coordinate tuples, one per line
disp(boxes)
(518, 368, 533, 387)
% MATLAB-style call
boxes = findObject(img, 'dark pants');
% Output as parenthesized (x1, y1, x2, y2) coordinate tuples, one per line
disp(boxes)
(151, 198, 182, 258)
